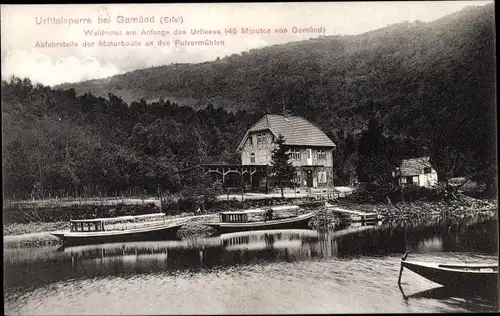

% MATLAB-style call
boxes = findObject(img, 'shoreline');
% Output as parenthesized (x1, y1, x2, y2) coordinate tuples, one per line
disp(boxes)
(4, 197, 497, 249)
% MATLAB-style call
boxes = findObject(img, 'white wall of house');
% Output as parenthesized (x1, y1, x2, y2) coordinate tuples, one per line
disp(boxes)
(288, 147, 333, 167)
(400, 169, 438, 187)
(240, 131, 335, 188)
(418, 171, 438, 187)
(240, 131, 335, 168)
(240, 131, 275, 165)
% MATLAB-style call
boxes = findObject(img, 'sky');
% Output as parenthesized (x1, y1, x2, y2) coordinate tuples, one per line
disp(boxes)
(0, 1, 493, 86)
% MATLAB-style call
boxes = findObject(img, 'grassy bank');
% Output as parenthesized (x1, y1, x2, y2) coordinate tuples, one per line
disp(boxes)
(4, 231, 62, 248)
(4, 221, 68, 235)
(4, 194, 497, 248)
(334, 194, 498, 220)
(176, 215, 219, 239)
(3, 197, 319, 224)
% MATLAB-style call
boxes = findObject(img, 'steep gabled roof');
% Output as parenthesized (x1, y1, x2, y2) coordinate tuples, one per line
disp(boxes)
(237, 114, 336, 151)
(400, 156, 433, 176)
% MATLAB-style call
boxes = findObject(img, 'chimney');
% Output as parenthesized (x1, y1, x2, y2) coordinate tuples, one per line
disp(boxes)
(281, 92, 291, 117)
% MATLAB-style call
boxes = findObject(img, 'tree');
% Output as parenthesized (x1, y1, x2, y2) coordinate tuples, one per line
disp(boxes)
(270, 134, 295, 198)
(330, 129, 357, 186)
(356, 118, 399, 194)
(180, 172, 223, 209)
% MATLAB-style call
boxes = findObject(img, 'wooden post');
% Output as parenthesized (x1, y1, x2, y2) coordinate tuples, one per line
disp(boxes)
(401, 184, 404, 203)
(265, 174, 269, 194)
(241, 172, 244, 205)
(398, 251, 409, 285)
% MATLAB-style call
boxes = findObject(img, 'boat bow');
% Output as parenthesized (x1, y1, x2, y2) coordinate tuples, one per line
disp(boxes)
(398, 251, 498, 294)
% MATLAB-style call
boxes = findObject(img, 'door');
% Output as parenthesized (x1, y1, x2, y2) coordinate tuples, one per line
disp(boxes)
(306, 170, 313, 188)
(406, 176, 413, 185)
(307, 148, 312, 165)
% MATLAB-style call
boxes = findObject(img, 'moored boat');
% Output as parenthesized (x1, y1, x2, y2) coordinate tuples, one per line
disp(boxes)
(50, 213, 184, 246)
(398, 251, 498, 294)
(206, 206, 315, 234)
(325, 202, 383, 222)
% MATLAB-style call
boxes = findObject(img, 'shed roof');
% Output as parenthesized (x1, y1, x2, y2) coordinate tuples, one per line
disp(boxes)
(237, 114, 336, 151)
(400, 156, 433, 176)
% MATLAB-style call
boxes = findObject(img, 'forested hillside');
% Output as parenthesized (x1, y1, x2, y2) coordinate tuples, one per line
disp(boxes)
(56, 4, 495, 132)
(2, 79, 268, 200)
(2, 3, 496, 200)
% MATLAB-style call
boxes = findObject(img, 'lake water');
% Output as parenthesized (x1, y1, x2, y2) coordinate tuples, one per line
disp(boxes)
(4, 214, 499, 314)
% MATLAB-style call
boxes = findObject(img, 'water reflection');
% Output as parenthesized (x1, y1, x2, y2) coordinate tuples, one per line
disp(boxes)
(6, 216, 498, 289)
(399, 284, 499, 310)
(4, 214, 499, 314)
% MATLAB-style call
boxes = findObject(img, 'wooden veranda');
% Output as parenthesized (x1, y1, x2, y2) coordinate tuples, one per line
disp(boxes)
(202, 164, 269, 189)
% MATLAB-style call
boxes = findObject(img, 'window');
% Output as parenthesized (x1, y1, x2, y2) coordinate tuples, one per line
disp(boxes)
(291, 150, 301, 160)
(401, 177, 407, 184)
(412, 176, 419, 183)
(424, 167, 431, 174)
(250, 153, 255, 163)
(257, 133, 269, 144)
(307, 149, 311, 159)
(249, 136, 253, 145)
(317, 150, 326, 160)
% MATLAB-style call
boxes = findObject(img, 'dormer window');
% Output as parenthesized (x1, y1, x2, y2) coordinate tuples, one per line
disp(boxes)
(257, 133, 269, 144)
(250, 153, 255, 163)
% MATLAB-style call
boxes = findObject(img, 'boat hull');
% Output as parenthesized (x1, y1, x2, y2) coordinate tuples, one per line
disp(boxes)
(50, 224, 183, 246)
(207, 213, 315, 234)
(401, 260, 498, 294)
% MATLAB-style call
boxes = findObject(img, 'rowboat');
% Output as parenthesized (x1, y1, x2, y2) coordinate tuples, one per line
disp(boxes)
(398, 251, 498, 294)
(206, 205, 315, 234)
(50, 213, 184, 246)
(325, 202, 383, 222)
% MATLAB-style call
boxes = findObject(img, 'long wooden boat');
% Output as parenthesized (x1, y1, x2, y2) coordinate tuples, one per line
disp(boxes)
(206, 206, 315, 234)
(398, 251, 498, 294)
(50, 213, 184, 246)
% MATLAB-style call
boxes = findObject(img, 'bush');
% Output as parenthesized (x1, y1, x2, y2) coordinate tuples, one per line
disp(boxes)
(387, 185, 445, 202)
(342, 185, 446, 203)
(4, 203, 160, 224)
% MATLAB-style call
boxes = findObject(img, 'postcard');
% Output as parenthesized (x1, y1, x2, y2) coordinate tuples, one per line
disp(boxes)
(2, 2, 498, 315)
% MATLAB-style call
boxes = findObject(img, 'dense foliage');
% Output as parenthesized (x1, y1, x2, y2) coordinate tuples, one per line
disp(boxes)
(2, 4, 496, 200)
(1, 78, 264, 200)
(356, 119, 400, 192)
(57, 4, 494, 131)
